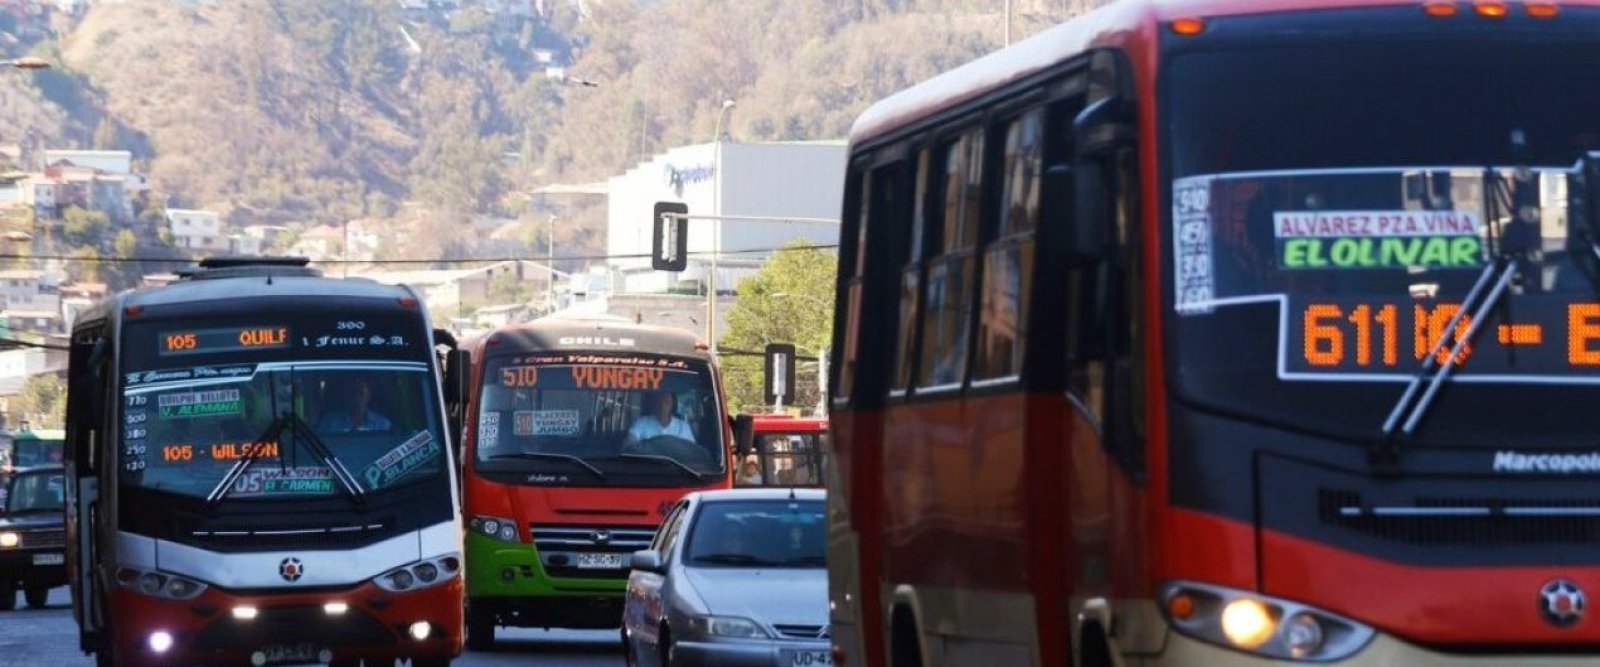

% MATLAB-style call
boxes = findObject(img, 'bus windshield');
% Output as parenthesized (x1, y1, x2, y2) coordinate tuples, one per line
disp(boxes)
(1165, 34, 1600, 446)
(474, 353, 726, 485)
(118, 318, 447, 501)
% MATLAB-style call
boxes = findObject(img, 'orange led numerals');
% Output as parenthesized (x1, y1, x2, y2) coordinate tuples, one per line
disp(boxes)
(165, 333, 198, 352)
(501, 366, 539, 388)
(1301, 303, 1465, 368)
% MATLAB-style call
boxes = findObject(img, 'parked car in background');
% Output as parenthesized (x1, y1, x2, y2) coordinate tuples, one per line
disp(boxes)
(623, 488, 829, 667)
(0, 464, 66, 610)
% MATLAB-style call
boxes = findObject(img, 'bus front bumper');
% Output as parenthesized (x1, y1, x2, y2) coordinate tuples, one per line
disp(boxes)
(1145, 629, 1600, 666)
(105, 577, 462, 667)
(466, 535, 626, 629)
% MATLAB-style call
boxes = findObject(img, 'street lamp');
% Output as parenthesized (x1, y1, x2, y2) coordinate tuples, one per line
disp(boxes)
(1, 57, 49, 70)
(706, 99, 736, 354)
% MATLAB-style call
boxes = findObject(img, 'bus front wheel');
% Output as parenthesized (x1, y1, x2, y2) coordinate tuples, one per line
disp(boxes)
(466, 606, 496, 651)
(23, 583, 48, 609)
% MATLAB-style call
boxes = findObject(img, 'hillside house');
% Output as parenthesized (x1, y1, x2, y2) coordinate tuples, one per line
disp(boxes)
(167, 209, 226, 252)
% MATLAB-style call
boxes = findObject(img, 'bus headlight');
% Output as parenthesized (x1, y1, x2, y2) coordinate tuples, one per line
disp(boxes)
(1160, 581, 1375, 661)
(115, 567, 208, 600)
(373, 553, 461, 593)
(0, 532, 18, 548)
(468, 515, 520, 543)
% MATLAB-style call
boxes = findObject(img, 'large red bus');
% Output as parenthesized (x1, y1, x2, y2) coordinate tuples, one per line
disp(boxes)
(458, 316, 733, 648)
(64, 258, 463, 667)
(826, 2, 1600, 665)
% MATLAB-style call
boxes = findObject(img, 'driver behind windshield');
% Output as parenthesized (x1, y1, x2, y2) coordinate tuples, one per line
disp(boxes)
(318, 376, 392, 433)
(623, 391, 693, 448)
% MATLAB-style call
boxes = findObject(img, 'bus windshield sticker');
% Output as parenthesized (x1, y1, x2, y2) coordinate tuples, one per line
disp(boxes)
(1173, 176, 1216, 314)
(361, 431, 440, 488)
(515, 410, 580, 437)
(478, 411, 499, 449)
(126, 364, 257, 387)
(230, 466, 335, 498)
(157, 388, 242, 419)
(1275, 210, 1483, 270)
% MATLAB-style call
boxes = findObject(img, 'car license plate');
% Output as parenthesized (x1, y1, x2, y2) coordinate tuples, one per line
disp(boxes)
(784, 649, 832, 666)
(258, 644, 321, 665)
(32, 553, 63, 566)
(575, 552, 623, 569)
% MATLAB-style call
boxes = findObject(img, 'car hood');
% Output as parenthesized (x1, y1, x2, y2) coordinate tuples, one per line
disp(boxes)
(0, 511, 62, 531)
(683, 566, 827, 627)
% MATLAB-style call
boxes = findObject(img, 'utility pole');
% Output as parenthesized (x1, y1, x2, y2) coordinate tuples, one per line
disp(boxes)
(547, 214, 556, 313)
(1004, 0, 1012, 47)
(708, 100, 735, 354)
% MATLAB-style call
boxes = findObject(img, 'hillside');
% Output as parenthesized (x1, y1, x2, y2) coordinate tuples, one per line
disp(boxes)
(5, 0, 1089, 261)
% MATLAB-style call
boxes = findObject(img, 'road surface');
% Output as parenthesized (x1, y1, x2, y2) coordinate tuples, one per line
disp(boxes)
(0, 587, 626, 666)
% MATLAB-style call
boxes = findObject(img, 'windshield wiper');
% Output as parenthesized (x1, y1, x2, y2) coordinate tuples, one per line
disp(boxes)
(206, 412, 366, 509)
(487, 452, 606, 479)
(692, 553, 778, 567)
(781, 555, 827, 567)
(207, 414, 292, 506)
(618, 453, 717, 482)
(1376, 160, 1528, 467)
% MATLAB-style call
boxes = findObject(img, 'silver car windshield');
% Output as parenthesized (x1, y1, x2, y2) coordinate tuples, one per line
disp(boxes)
(684, 500, 825, 568)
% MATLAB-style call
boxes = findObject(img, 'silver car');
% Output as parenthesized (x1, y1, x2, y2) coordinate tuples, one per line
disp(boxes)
(623, 488, 831, 667)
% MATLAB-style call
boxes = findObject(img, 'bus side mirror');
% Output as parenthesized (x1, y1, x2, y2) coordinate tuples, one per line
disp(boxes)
(442, 348, 470, 406)
(85, 337, 107, 418)
(732, 414, 755, 459)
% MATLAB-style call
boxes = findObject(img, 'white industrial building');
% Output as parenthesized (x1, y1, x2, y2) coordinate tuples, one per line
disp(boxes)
(605, 140, 846, 294)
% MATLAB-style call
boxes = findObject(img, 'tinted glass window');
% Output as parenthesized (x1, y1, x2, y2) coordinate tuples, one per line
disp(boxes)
(919, 130, 985, 388)
(685, 499, 825, 568)
(975, 110, 1043, 380)
(1165, 35, 1600, 446)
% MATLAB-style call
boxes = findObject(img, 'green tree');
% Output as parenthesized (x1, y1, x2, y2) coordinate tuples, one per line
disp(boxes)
(10, 374, 66, 430)
(61, 206, 110, 248)
(720, 242, 836, 413)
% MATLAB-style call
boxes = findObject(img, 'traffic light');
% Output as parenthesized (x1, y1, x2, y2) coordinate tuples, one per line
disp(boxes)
(764, 343, 796, 407)
(652, 202, 689, 272)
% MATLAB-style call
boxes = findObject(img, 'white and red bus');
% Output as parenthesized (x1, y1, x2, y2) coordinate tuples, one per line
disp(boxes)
(65, 258, 463, 667)
(827, 2, 1600, 665)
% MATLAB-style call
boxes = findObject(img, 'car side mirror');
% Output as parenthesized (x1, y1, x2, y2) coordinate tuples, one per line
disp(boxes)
(631, 550, 665, 574)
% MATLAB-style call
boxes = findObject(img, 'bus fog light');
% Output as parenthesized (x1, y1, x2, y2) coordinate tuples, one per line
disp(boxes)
(250, 651, 267, 666)
(1284, 614, 1325, 657)
(1221, 599, 1276, 648)
(231, 606, 259, 620)
(148, 631, 174, 653)
(323, 601, 349, 616)
(409, 621, 432, 641)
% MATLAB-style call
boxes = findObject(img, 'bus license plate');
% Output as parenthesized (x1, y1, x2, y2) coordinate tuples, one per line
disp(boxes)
(575, 553, 623, 569)
(32, 553, 64, 566)
(259, 644, 320, 665)
(784, 649, 832, 666)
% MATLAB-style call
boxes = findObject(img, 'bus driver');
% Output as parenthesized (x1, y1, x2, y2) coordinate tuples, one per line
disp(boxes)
(624, 391, 694, 447)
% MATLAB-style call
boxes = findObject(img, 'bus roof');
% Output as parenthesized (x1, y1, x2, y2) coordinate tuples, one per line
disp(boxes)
(75, 271, 423, 327)
(850, 0, 1600, 147)
(13, 429, 64, 441)
(475, 316, 713, 361)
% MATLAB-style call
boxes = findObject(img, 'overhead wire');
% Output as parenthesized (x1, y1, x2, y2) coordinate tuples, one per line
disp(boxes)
(0, 243, 840, 266)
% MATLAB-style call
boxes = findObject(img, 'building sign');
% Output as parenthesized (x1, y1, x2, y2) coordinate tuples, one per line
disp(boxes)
(664, 163, 715, 193)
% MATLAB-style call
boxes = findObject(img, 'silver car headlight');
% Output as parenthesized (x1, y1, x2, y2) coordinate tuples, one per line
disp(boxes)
(687, 615, 771, 639)
(0, 531, 18, 548)
(1160, 581, 1375, 661)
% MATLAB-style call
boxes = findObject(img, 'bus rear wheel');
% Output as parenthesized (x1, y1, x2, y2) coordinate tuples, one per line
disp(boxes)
(23, 583, 48, 609)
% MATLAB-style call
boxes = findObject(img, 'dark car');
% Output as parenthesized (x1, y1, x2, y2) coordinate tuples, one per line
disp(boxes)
(0, 465, 66, 610)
